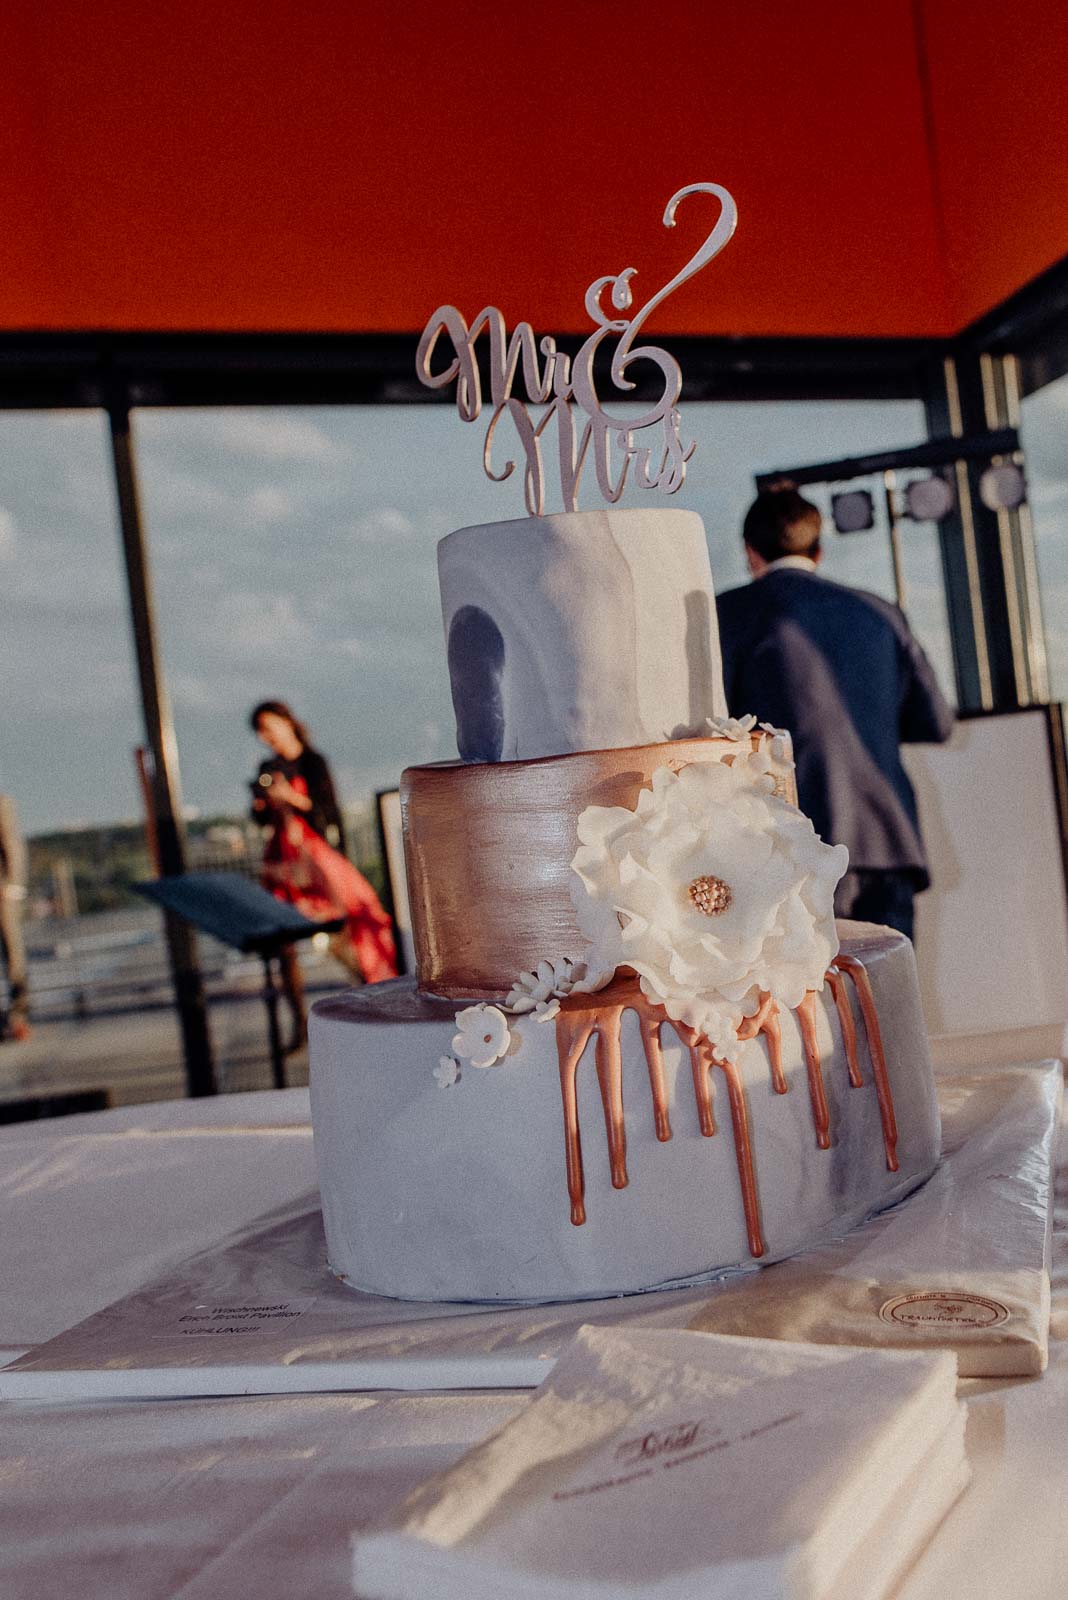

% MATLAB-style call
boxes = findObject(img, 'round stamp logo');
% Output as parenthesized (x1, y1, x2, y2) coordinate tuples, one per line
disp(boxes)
(878, 1291, 1010, 1330)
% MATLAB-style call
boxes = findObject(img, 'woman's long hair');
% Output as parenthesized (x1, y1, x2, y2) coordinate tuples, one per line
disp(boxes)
(249, 699, 314, 751)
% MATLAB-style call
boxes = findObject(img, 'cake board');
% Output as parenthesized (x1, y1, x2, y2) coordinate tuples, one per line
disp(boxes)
(1, 1060, 1058, 1401)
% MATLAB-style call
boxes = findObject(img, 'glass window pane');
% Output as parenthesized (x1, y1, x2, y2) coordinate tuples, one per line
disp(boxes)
(0, 411, 140, 829)
(136, 397, 954, 828)
(1021, 372, 1068, 701)
(667, 397, 955, 704)
(0, 410, 193, 1106)
(674, 399, 918, 598)
(892, 519, 957, 708)
(0, 398, 963, 1107)
(133, 406, 473, 818)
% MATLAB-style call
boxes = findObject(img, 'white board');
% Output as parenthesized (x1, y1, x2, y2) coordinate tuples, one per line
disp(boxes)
(904, 709, 1068, 1039)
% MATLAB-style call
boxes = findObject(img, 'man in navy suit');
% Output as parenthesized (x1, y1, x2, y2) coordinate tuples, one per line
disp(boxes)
(716, 488, 954, 940)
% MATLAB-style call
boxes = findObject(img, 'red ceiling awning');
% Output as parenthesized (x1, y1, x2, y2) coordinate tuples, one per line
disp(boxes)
(1, 1, 1067, 340)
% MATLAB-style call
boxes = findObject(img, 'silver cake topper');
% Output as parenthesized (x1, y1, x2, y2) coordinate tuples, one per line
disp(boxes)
(416, 183, 738, 516)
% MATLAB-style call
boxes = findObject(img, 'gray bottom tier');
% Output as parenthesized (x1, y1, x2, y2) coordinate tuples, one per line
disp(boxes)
(309, 922, 940, 1303)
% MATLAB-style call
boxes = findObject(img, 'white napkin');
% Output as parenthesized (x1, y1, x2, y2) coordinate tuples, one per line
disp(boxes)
(351, 1325, 968, 1600)
(684, 1061, 1062, 1376)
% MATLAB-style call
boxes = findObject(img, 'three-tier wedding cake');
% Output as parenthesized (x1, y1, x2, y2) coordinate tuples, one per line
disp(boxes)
(309, 184, 941, 1303)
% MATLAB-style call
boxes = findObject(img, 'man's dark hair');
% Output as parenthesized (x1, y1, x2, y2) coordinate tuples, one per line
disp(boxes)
(742, 487, 822, 563)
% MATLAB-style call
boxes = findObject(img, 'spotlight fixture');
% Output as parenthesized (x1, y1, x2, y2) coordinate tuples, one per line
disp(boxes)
(903, 476, 955, 522)
(831, 488, 875, 534)
(979, 462, 1027, 512)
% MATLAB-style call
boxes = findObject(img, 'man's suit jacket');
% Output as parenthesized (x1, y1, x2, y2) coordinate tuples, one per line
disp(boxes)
(716, 568, 954, 885)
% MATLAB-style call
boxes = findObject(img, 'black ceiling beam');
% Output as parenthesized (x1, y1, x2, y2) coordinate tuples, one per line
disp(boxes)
(6, 246, 1068, 411)
(754, 426, 1020, 490)
(0, 329, 946, 411)
(954, 250, 1068, 396)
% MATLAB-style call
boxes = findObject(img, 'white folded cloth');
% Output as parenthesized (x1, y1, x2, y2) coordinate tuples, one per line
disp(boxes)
(351, 1325, 969, 1600)
(684, 1061, 1062, 1376)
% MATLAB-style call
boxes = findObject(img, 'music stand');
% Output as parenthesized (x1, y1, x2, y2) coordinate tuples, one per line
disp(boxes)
(136, 873, 345, 1089)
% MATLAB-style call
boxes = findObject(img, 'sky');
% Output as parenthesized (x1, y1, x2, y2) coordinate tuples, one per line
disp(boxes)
(0, 386, 1065, 836)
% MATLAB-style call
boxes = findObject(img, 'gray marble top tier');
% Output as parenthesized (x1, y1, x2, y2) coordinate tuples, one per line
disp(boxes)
(437, 507, 726, 762)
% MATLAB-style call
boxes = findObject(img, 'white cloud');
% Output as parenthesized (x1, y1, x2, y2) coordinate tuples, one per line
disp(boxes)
(331, 637, 373, 661)
(213, 412, 341, 464)
(1029, 479, 1068, 512)
(136, 408, 342, 465)
(216, 592, 309, 658)
(245, 485, 294, 522)
(4, 656, 133, 716)
(139, 462, 235, 521)
(171, 673, 228, 713)
(351, 507, 417, 543)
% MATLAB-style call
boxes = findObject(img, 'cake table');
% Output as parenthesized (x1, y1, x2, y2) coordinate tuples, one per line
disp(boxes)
(1, 1081, 1065, 1600)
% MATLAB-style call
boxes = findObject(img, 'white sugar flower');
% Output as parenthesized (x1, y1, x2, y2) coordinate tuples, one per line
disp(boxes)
(735, 744, 778, 792)
(452, 1004, 511, 1068)
(505, 956, 609, 1022)
(434, 1055, 460, 1088)
(570, 758, 848, 1060)
(705, 713, 757, 742)
(759, 722, 794, 767)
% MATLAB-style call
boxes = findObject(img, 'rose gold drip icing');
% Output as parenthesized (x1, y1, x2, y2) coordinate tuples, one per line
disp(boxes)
(794, 991, 831, 1149)
(674, 1019, 766, 1255)
(737, 991, 786, 1093)
(556, 1011, 597, 1225)
(825, 965, 863, 1087)
(555, 978, 636, 1224)
(761, 1003, 785, 1095)
(677, 1022, 718, 1137)
(714, 1055, 766, 1258)
(593, 1010, 629, 1190)
(832, 954, 900, 1171)
(637, 1013, 673, 1141)
(555, 978, 766, 1259)
(551, 951, 897, 1245)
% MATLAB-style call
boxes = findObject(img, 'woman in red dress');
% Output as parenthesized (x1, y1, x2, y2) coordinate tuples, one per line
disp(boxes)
(250, 700, 397, 1047)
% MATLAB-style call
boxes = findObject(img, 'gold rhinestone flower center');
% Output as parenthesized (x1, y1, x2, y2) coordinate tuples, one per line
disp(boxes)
(688, 874, 732, 917)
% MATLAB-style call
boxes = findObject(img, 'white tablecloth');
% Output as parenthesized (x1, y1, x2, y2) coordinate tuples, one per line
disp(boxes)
(1, 1083, 1066, 1600)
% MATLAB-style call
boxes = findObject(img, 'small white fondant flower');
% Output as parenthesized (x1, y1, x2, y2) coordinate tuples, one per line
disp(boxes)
(738, 741, 780, 792)
(706, 713, 757, 742)
(452, 1004, 511, 1068)
(505, 956, 609, 1021)
(434, 1055, 460, 1088)
(758, 722, 795, 767)
(570, 758, 848, 1060)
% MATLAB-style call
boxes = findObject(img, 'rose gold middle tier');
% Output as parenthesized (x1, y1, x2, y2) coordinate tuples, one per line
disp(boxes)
(401, 734, 797, 999)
